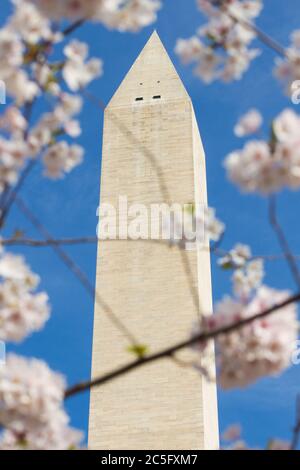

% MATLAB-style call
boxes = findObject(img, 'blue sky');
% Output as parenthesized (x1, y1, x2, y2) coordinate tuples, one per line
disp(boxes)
(1, 0, 300, 448)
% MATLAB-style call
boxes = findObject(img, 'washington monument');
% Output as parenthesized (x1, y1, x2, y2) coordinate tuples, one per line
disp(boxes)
(88, 31, 219, 450)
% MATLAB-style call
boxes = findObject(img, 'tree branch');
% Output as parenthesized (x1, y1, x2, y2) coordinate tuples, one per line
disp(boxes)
(15, 197, 140, 347)
(1, 236, 98, 247)
(216, 0, 288, 58)
(269, 196, 300, 289)
(65, 290, 300, 398)
(62, 19, 86, 37)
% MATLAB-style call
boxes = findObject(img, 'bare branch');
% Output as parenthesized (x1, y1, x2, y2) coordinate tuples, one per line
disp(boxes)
(65, 290, 300, 398)
(15, 197, 140, 347)
(1, 236, 98, 247)
(216, 0, 288, 58)
(62, 19, 86, 37)
(0, 160, 37, 228)
(269, 196, 300, 289)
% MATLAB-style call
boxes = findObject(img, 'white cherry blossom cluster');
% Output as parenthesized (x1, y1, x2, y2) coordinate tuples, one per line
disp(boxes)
(274, 29, 300, 96)
(0, 2, 103, 102)
(63, 40, 103, 92)
(218, 243, 251, 268)
(202, 286, 298, 389)
(224, 109, 300, 194)
(0, 251, 50, 342)
(193, 242, 297, 389)
(219, 243, 264, 299)
(26, 0, 161, 32)
(0, 354, 82, 450)
(175, 0, 262, 83)
(0, 0, 60, 105)
(0, 94, 84, 190)
(42, 141, 84, 179)
(232, 258, 264, 298)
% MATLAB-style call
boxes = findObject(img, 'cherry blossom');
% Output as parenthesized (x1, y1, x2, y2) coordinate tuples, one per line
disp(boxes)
(10, 0, 54, 44)
(219, 244, 264, 299)
(101, 0, 162, 33)
(274, 29, 300, 95)
(26, 0, 161, 32)
(63, 40, 103, 92)
(0, 354, 83, 449)
(232, 258, 264, 298)
(0, 107, 27, 137)
(202, 286, 298, 389)
(221, 424, 290, 450)
(224, 109, 300, 194)
(218, 243, 251, 268)
(42, 141, 84, 179)
(221, 424, 242, 442)
(0, 354, 64, 428)
(5, 70, 40, 106)
(175, 0, 262, 83)
(164, 206, 224, 249)
(0, 28, 24, 79)
(0, 252, 50, 342)
(0, 137, 31, 191)
(28, 93, 83, 159)
(273, 108, 300, 144)
(234, 109, 263, 137)
(0, 411, 83, 450)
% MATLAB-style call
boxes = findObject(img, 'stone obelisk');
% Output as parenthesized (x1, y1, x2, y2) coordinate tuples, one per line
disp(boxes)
(88, 31, 219, 450)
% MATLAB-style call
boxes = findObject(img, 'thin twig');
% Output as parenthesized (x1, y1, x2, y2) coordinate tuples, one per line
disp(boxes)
(65, 290, 300, 398)
(62, 19, 86, 37)
(215, 0, 288, 58)
(1, 236, 98, 247)
(269, 196, 300, 289)
(0, 160, 37, 228)
(15, 197, 139, 346)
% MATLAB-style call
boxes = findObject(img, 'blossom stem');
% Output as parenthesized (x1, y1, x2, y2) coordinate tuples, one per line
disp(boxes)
(0, 159, 37, 228)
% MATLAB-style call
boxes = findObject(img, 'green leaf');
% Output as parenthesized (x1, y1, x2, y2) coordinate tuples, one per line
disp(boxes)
(127, 344, 149, 359)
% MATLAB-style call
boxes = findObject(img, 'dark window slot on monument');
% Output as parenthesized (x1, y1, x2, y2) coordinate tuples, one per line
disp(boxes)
(153, 95, 161, 99)
(135, 97, 143, 101)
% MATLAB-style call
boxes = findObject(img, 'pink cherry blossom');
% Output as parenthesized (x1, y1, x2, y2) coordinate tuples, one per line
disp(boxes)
(0, 354, 83, 449)
(225, 109, 300, 194)
(0, 252, 50, 342)
(63, 40, 103, 92)
(26, 0, 161, 32)
(208, 286, 298, 389)
(42, 142, 84, 179)
(274, 29, 300, 95)
(176, 0, 262, 83)
(222, 424, 242, 441)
